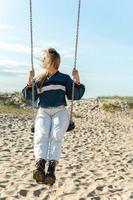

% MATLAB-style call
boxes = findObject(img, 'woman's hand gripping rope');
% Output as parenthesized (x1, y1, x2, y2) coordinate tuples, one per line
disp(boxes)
(72, 67, 80, 85)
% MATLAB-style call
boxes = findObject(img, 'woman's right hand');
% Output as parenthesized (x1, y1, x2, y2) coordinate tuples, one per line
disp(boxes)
(27, 69, 35, 86)
(29, 69, 35, 79)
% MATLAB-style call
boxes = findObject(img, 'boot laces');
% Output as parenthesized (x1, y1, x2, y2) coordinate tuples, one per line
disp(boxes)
(36, 159, 46, 170)
(48, 160, 56, 174)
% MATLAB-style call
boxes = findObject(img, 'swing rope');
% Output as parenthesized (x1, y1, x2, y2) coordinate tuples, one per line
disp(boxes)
(29, 0, 82, 126)
(70, 0, 81, 121)
(29, 0, 34, 71)
(29, 0, 35, 123)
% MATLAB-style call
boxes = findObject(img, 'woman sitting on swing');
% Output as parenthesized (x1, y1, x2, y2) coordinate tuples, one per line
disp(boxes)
(22, 48, 85, 185)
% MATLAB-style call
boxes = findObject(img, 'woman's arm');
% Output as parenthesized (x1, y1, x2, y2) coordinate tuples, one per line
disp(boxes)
(66, 68, 85, 100)
(27, 69, 35, 86)
(22, 69, 38, 101)
(72, 68, 80, 85)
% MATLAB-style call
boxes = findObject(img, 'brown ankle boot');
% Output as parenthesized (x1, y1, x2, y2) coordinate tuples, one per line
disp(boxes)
(44, 160, 56, 185)
(33, 158, 46, 184)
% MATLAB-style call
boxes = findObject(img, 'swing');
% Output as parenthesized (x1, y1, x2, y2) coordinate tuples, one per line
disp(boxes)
(29, 0, 82, 133)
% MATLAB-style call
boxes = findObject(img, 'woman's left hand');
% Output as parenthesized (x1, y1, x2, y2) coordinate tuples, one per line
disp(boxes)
(72, 68, 80, 85)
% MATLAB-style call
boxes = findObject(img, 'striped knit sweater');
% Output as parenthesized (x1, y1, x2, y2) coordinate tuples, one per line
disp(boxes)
(22, 71, 85, 108)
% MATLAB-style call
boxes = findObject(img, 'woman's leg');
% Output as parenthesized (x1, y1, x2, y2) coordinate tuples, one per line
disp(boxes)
(48, 109, 70, 160)
(34, 109, 51, 160)
(33, 109, 52, 183)
(44, 109, 69, 185)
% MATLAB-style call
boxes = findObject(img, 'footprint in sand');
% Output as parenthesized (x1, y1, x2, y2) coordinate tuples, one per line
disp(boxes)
(18, 189, 28, 197)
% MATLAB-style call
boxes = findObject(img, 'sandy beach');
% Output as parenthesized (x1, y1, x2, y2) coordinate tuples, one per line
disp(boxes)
(0, 98, 133, 200)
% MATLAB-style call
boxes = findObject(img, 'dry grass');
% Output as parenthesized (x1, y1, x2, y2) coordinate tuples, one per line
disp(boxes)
(102, 103, 121, 112)
(0, 102, 32, 115)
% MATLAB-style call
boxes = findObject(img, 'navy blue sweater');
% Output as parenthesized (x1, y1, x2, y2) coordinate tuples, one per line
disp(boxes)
(22, 71, 85, 108)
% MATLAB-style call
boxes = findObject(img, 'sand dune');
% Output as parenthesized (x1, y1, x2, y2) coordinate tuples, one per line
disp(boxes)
(0, 99, 133, 200)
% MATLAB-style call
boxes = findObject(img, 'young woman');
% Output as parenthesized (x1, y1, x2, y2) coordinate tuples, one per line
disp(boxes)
(22, 48, 85, 185)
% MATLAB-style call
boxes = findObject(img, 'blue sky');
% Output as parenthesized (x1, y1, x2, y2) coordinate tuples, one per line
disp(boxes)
(0, 0, 133, 98)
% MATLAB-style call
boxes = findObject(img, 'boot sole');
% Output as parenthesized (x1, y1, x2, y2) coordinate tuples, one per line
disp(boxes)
(33, 170, 45, 184)
(44, 175, 56, 186)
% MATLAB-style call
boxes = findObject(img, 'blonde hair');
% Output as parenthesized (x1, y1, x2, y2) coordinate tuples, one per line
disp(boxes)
(37, 48, 61, 89)
(46, 48, 61, 70)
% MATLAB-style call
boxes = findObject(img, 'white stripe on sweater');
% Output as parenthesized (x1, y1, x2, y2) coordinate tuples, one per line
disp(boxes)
(37, 84, 66, 94)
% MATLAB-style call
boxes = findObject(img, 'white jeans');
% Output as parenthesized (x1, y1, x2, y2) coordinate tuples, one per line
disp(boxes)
(34, 106, 70, 161)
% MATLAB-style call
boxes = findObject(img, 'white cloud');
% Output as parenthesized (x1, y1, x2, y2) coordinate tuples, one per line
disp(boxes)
(0, 38, 75, 60)
(0, 59, 29, 68)
(0, 41, 42, 55)
(60, 49, 74, 58)
(0, 24, 15, 30)
(0, 58, 41, 75)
